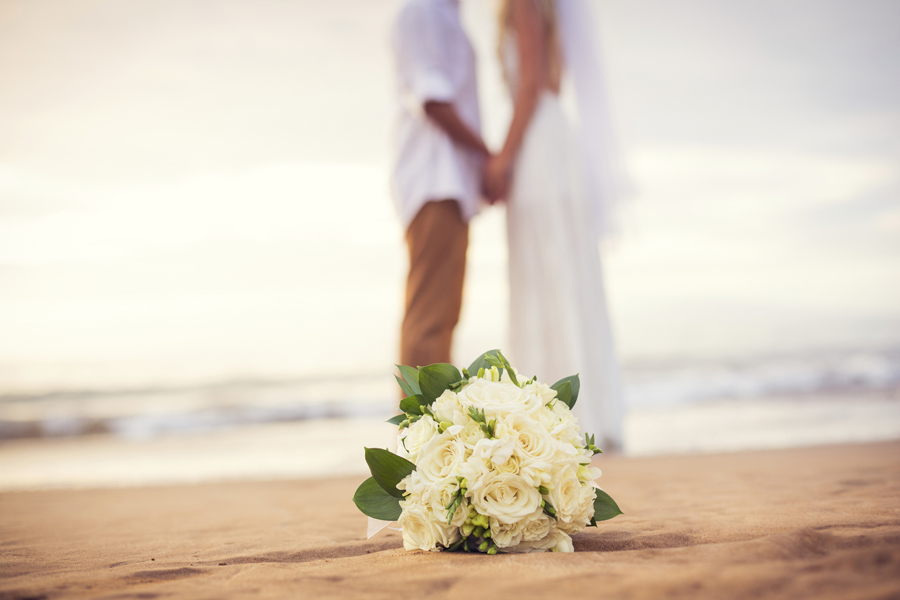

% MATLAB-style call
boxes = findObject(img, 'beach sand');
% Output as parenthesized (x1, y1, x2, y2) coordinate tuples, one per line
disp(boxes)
(2, 441, 898, 600)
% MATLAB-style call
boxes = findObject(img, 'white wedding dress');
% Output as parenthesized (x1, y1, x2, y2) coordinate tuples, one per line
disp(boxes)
(502, 37, 624, 451)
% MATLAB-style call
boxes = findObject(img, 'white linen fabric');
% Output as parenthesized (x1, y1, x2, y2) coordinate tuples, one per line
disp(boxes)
(390, 0, 484, 229)
(555, 0, 628, 240)
(502, 22, 623, 449)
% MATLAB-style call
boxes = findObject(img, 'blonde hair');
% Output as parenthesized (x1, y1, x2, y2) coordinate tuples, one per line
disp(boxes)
(497, 0, 563, 86)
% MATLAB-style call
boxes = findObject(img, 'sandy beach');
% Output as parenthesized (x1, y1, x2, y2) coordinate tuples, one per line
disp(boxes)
(2, 440, 898, 600)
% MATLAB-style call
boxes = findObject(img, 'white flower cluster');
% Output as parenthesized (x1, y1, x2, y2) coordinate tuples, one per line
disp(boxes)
(395, 367, 601, 553)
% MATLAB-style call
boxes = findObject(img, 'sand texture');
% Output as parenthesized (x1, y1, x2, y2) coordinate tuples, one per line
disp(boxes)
(2, 441, 899, 600)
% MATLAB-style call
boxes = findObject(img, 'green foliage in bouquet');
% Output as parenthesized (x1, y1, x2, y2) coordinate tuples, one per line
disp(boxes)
(352, 447, 416, 521)
(352, 477, 402, 521)
(550, 375, 580, 409)
(352, 350, 623, 550)
(590, 488, 623, 525)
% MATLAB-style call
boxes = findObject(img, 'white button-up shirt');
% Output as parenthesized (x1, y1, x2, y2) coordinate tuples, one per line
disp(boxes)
(390, 0, 483, 229)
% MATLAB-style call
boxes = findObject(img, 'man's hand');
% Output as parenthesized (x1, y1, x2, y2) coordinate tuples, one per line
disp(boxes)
(483, 153, 512, 204)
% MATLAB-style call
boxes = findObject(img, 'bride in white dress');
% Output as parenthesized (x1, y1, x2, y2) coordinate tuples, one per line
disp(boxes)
(485, 0, 624, 451)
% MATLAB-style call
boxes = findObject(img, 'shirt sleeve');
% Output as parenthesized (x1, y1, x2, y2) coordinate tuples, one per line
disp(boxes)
(393, 4, 456, 106)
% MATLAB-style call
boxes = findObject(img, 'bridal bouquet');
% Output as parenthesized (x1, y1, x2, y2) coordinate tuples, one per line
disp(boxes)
(353, 350, 622, 554)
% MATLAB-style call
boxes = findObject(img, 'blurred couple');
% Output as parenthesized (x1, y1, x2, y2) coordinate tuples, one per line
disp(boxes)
(390, 0, 624, 451)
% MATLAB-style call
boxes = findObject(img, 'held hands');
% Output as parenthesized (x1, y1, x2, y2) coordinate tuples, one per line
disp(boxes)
(483, 152, 513, 205)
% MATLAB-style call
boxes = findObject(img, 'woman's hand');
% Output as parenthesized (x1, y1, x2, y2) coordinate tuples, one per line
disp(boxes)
(484, 153, 513, 204)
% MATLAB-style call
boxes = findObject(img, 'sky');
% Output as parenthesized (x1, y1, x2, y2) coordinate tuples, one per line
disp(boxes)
(0, 0, 898, 394)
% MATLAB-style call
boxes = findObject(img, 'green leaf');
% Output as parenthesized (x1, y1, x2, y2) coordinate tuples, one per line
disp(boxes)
(467, 405, 486, 425)
(352, 477, 402, 521)
(553, 381, 572, 408)
(467, 350, 503, 379)
(399, 394, 425, 415)
(365, 447, 417, 498)
(495, 350, 519, 387)
(592, 487, 623, 522)
(551, 374, 580, 409)
(417, 363, 462, 404)
(397, 365, 421, 396)
(385, 414, 406, 426)
(394, 374, 415, 397)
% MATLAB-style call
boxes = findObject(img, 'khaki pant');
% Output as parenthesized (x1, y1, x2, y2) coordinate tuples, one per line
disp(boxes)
(400, 199, 468, 370)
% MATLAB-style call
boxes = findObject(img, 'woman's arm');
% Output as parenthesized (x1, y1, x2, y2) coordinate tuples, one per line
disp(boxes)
(485, 0, 547, 199)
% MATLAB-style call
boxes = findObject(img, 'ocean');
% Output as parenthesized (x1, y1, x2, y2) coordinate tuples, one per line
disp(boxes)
(1, 346, 897, 441)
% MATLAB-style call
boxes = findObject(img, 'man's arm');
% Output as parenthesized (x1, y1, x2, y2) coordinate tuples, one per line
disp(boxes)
(423, 101, 490, 157)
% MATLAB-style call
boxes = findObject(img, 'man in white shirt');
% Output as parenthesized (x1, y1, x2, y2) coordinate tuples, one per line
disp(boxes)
(390, 0, 490, 370)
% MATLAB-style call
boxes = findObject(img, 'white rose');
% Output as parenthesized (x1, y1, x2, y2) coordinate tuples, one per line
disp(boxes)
(457, 379, 540, 416)
(493, 452, 523, 475)
(530, 381, 557, 405)
(458, 456, 491, 492)
(398, 500, 459, 551)
(551, 398, 574, 420)
(502, 412, 558, 465)
(426, 475, 468, 527)
(520, 509, 553, 541)
(534, 406, 580, 447)
(399, 415, 438, 463)
(415, 432, 468, 482)
(488, 506, 545, 548)
(431, 391, 462, 424)
(396, 470, 427, 497)
(518, 460, 552, 488)
(471, 435, 516, 467)
(535, 405, 562, 434)
(549, 417, 581, 446)
(514, 381, 555, 414)
(557, 483, 596, 535)
(549, 467, 593, 532)
(502, 527, 573, 554)
(456, 419, 486, 450)
(487, 519, 524, 548)
(469, 472, 541, 525)
(551, 449, 582, 475)
(498, 542, 544, 554)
